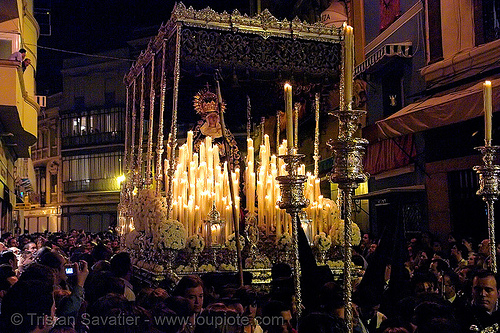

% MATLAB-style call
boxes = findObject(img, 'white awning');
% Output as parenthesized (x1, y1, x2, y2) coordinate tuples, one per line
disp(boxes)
(375, 77, 500, 139)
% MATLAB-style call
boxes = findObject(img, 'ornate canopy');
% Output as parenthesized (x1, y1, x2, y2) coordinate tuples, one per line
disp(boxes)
(123, 2, 343, 191)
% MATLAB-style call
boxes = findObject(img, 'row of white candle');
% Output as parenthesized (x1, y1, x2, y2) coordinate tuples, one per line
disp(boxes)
(244, 133, 340, 237)
(167, 133, 240, 242)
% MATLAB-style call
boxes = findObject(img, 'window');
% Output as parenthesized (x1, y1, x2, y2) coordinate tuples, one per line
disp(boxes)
(475, 0, 500, 45)
(427, 0, 443, 63)
(62, 152, 124, 183)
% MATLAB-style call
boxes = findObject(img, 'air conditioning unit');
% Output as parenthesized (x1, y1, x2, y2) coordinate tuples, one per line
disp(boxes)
(36, 95, 46, 107)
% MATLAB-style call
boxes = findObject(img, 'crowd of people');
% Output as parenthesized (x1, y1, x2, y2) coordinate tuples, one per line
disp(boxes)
(0, 229, 498, 333)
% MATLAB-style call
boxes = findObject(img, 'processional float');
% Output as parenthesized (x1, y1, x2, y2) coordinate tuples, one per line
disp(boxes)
(119, 3, 363, 332)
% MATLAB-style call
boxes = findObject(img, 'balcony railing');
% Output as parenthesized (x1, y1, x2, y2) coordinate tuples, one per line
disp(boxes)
(63, 178, 121, 193)
(61, 131, 124, 149)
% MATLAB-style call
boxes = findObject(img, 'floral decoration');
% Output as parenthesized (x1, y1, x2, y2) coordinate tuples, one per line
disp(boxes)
(219, 263, 236, 271)
(314, 232, 332, 251)
(198, 264, 216, 272)
(225, 233, 245, 251)
(326, 260, 344, 268)
(155, 219, 187, 250)
(245, 255, 271, 269)
(276, 233, 293, 252)
(329, 220, 361, 246)
(186, 234, 205, 253)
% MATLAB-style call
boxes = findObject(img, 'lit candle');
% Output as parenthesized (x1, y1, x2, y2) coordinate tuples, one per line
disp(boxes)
(344, 24, 354, 110)
(284, 83, 293, 151)
(484, 80, 493, 146)
(187, 131, 193, 159)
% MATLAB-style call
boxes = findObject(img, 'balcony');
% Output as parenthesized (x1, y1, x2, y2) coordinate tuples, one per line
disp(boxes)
(63, 177, 121, 193)
(0, 60, 39, 157)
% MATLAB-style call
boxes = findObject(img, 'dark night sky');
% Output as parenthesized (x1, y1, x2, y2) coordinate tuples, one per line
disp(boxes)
(34, 1, 257, 95)
(34, 0, 308, 95)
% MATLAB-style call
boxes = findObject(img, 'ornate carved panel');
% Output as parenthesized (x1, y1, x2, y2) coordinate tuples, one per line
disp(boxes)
(180, 28, 341, 76)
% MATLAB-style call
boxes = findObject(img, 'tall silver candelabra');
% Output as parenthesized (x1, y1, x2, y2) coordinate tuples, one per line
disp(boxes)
(328, 109, 369, 333)
(276, 153, 310, 319)
(474, 145, 500, 273)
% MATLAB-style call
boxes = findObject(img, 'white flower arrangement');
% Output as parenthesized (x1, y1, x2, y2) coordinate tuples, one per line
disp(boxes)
(329, 220, 361, 247)
(326, 260, 344, 269)
(176, 265, 195, 273)
(155, 219, 187, 250)
(246, 255, 271, 269)
(131, 189, 161, 232)
(276, 233, 293, 252)
(314, 232, 332, 252)
(219, 263, 236, 271)
(186, 234, 205, 253)
(198, 264, 216, 272)
(225, 233, 245, 251)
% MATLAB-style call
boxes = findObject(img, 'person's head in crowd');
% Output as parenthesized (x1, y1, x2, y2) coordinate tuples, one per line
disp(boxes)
(24, 241, 37, 253)
(67, 236, 76, 248)
(368, 242, 378, 256)
(152, 296, 191, 333)
(412, 271, 438, 295)
(429, 258, 449, 277)
(37, 249, 67, 284)
(7, 237, 19, 248)
(377, 317, 413, 333)
(450, 242, 468, 261)
(415, 301, 460, 333)
(55, 236, 66, 249)
(361, 232, 372, 248)
(468, 251, 487, 268)
(0, 279, 55, 333)
(0, 241, 7, 251)
(173, 274, 205, 315)
(0, 264, 17, 293)
(91, 241, 113, 261)
(109, 251, 132, 279)
(318, 281, 345, 318)
(471, 270, 499, 313)
(234, 285, 259, 318)
(84, 270, 125, 306)
(0, 250, 18, 271)
(441, 270, 460, 300)
(261, 300, 294, 333)
(136, 287, 169, 310)
(110, 238, 120, 252)
(88, 293, 152, 333)
(479, 239, 490, 257)
(91, 259, 111, 272)
(18, 262, 56, 286)
(462, 237, 476, 253)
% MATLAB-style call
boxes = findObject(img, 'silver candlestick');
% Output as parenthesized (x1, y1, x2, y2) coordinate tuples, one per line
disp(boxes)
(474, 145, 500, 273)
(277, 153, 310, 318)
(328, 109, 369, 333)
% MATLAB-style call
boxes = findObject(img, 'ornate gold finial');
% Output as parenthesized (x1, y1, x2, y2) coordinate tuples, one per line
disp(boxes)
(193, 86, 226, 116)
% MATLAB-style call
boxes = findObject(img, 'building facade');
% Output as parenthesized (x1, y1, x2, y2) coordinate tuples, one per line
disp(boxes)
(57, 49, 130, 232)
(358, 0, 500, 242)
(0, 0, 40, 234)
